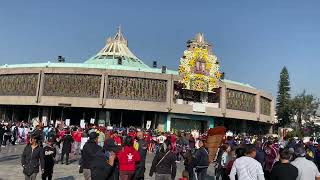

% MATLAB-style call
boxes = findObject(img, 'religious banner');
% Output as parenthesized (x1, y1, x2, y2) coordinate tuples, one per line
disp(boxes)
(178, 33, 221, 93)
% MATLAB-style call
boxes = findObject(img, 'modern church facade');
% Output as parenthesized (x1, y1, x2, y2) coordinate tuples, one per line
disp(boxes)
(0, 28, 275, 134)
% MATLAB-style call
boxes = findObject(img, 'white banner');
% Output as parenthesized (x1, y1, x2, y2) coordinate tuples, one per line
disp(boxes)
(146, 121, 152, 130)
(65, 119, 70, 126)
(42, 117, 47, 126)
(90, 118, 95, 124)
(192, 103, 206, 113)
(80, 119, 85, 129)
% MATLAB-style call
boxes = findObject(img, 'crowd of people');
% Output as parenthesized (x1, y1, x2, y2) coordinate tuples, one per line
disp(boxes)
(2, 120, 320, 180)
(0, 121, 28, 150)
(221, 136, 320, 180)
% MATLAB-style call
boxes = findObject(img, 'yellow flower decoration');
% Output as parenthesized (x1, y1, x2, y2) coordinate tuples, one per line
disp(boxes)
(195, 74, 205, 80)
(215, 72, 221, 79)
(188, 59, 196, 67)
(178, 37, 221, 93)
(209, 77, 216, 85)
(206, 63, 211, 70)
(178, 66, 186, 74)
(192, 80, 206, 91)
(183, 75, 190, 82)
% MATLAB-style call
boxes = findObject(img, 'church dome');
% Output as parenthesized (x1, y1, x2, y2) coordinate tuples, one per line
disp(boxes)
(84, 27, 150, 69)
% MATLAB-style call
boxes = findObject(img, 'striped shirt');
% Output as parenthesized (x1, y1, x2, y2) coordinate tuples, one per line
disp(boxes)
(230, 156, 265, 180)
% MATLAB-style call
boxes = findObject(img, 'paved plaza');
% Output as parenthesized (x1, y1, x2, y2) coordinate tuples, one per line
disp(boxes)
(0, 145, 184, 180)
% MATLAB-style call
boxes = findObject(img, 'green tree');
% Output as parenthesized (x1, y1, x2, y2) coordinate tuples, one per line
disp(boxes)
(290, 90, 319, 130)
(276, 67, 291, 127)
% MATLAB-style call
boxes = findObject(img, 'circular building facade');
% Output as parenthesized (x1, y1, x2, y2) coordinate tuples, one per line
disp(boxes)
(0, 29, 275, 134)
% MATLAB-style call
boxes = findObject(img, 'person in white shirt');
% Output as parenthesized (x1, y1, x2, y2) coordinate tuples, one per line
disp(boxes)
(291, 143, 320, 180)
(230, 144, 265, 180)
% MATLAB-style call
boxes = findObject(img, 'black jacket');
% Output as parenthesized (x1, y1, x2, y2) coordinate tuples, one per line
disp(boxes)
(150, 150, 177, 180)
(43, 145, 56, 171)
(62, 134, 74, 153)
(194, 147, 209, 168)
(90, 150, 113, 180)
(0, 125, 4, 141)
(81, 140, 101, 169)
(21, 144, 45, 174)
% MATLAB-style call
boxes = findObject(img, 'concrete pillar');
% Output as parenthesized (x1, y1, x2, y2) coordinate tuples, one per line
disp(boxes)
(241, 120, 247, 135)
(98, 110, 109, 126)
(152, 113, 157, 129)
(220, 84, 227, 114)
(255, 94, 260, 121)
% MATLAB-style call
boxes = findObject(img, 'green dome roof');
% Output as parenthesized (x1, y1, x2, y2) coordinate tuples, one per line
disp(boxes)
(84, 27, 150, 69)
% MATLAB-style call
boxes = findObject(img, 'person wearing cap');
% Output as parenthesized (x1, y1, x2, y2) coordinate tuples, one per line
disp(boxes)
(80, 132, 100, 180)
(291, 143, 320, 180)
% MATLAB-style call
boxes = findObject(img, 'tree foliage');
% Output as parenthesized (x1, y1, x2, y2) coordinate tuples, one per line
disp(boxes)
(276, 67, 291, 127)
(290, 90, 319, 129)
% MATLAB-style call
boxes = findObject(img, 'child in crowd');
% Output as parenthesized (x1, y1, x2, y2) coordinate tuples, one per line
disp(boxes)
(179, 170, 189, 180)
(42, 140, 56, 180)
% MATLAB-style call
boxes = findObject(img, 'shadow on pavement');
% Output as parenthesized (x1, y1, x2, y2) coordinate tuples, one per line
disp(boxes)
(0, 155, 20, 162)
(68, 159, 78, 164)
(54, 176, 75, 180)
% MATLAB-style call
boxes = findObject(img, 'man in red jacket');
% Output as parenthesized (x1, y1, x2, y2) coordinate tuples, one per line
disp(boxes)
(73, 127, 82, 156)
(118, 136, 141, 180)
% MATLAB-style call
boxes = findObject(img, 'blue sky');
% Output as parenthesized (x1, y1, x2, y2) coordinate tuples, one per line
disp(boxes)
(0, 0, 319, 97)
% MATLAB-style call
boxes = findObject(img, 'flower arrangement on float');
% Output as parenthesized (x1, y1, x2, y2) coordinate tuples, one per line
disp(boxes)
(178, 46, 221, 92)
